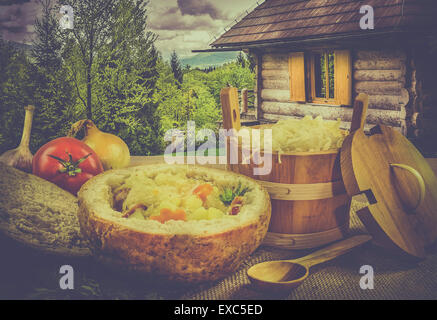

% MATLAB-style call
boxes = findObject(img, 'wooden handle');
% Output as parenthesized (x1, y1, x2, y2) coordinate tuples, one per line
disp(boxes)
(350, 93, 369, 132)
(390, 163, 426, 212)
(220, 87, 241, 131)
(291, 235, 372, 268)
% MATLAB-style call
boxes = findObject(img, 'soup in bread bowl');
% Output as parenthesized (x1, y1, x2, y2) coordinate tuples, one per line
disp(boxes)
(77, 164, 271, 282)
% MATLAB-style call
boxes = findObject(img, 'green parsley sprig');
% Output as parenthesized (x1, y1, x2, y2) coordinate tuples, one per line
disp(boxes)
(219, 181, 250, 206)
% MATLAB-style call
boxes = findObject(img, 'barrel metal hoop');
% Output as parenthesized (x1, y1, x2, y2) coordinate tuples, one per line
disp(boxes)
(262, 223, 350, 250)
(256, 179, 347, 201)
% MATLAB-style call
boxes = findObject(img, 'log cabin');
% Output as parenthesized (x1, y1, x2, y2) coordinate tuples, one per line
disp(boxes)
(202, 0, 437, 154)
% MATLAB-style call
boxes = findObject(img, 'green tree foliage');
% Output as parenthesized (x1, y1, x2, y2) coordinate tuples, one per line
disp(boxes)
(0, 1, 256, 157)
(237, 52, 246, 68)
(31, 0, 62, 70)
(247, 53, 256, 73)
(60, 0, 117, 120)
(0, 2, 77, 155)
(170, 50, 183, 88)
(31, 0, 77, 150)
(237, 51, 257, 72)
(30, 69, 77, 151)
(91, 0, 161, 155)
(207, 62, 255, 107)
(0, 38, 36, 152)
(155, 60, 255, 139)
(154, 59, 186, 134)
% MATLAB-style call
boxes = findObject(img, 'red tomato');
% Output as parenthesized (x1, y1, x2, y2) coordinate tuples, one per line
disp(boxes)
(32, 137, 104, 195)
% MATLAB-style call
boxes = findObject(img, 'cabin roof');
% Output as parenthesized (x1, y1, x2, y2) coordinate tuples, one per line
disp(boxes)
(211, 0, 436, 48)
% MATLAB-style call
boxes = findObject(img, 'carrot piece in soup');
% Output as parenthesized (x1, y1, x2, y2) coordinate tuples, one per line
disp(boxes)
(193, 183, 213, 202)
(150, 208, 187, 223)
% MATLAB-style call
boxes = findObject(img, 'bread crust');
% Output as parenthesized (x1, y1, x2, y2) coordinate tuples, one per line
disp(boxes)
(78, 165, 271, 282)
(0, 162, 91, 257)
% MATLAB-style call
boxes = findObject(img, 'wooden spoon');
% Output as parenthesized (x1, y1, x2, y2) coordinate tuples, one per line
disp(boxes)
(247, 235, 372, 291)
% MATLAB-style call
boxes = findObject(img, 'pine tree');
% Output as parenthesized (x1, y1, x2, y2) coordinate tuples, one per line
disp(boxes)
(247, 52, 257, 73)
(0, 36, 27, 152)
(28, 0, 76, 150)
(170, 50, 183, 88)
(31, 0, 61, 70)
(90, 0, 162, 155)
(0, 35, 15, 85)
(237, 51, 246, 68)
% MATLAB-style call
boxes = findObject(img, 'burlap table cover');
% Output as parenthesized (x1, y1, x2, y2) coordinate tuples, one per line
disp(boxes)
(1, 197, 436, 299)
(120, 157, 437, 300)
(179, 200, 437, 300)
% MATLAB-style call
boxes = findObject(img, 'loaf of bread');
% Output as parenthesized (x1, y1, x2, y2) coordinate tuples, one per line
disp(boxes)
(0, 162, 91, 257)
(78, 164, 271, 282)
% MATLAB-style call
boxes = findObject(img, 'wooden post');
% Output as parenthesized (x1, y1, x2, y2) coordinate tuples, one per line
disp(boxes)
(220, 87, 241, 131)
(256, 53, 263, 120)
(241, 88, 248, 113)
(220, 87, 241, 171)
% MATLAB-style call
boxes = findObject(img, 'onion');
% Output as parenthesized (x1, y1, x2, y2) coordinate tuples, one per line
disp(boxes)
(0, 105, 35, 173)
(69, 120, 130, 170)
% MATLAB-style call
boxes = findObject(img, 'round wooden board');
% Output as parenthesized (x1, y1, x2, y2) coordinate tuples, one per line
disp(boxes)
(340, 125, 437, 259)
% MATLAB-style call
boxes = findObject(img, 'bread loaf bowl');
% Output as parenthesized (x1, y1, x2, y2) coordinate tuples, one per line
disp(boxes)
(0, 162, 91, 257)
(77, 164, 271, 282)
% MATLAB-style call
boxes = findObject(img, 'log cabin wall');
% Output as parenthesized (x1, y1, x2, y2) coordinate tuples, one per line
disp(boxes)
(354, 50, 409, 134)
(408, 45, 437, 154)
(256, 49, 410, 134)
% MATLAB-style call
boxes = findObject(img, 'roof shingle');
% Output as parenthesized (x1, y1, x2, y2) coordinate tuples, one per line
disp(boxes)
(212, 0, 436, 47)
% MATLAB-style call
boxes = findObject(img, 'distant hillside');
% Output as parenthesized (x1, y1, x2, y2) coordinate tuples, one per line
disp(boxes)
(8, 41, 33, 53)
(180, 51, 240, 69)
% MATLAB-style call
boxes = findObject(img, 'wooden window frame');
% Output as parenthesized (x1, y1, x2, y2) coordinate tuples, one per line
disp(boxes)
(288, 50, 351, 106)
(308, 50, 337, 105)
(289, 52, 306, 103)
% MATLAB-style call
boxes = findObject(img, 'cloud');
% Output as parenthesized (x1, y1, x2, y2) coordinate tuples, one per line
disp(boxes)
(177, 0, 227, 20)
(0, 0, 30, 5)
(0, 0, 41, 43)
(149, 6, 219, 31)
(0, 0, 260, 57)
(154, 29, 212, 59)
(147, 1, 230, 58)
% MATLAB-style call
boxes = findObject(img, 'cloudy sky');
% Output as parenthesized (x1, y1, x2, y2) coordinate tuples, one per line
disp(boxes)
(0, 0, 260, 58)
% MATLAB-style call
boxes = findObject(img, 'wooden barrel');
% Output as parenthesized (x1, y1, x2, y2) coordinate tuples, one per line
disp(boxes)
(229, 130, 351, 250)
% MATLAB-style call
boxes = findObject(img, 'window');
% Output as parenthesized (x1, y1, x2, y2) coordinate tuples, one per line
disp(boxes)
(288, 50, 352, 106)
(310, 51, 335, 102)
